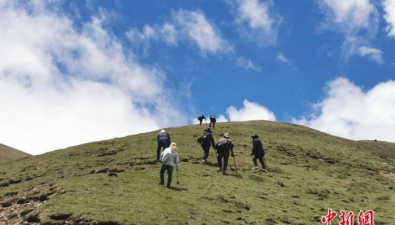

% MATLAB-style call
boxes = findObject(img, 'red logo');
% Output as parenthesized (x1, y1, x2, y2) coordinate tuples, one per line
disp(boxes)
(339, 210, 354, 225)
(321, 209, 337, 225)
(321, 209, 374, 225)
(358, 210, 374, 225)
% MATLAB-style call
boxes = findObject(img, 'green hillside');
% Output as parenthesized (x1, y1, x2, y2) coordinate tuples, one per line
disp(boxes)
(0, 143, 30, 164)
(0, 121, 394, 225)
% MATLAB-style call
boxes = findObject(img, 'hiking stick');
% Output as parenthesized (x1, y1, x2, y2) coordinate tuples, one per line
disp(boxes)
(176, 169, 179, 185)
(232, 154, 238, 175)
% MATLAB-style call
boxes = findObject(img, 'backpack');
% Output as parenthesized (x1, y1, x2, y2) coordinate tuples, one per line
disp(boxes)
(197, 134, 210, 145)
(215, 140, 229, 151)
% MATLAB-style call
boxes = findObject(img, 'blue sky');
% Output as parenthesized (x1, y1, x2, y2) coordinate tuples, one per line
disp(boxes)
(0, 0, 395, 154)
(71, 0, 394, 118)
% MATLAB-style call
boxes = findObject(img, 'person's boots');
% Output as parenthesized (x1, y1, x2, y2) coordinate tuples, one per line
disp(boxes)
(217, 168, 222, 172)
(167, 182, 171, 188)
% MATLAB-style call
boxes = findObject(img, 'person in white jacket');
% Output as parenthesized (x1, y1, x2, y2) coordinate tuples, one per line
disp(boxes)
(159, 142, 179, 188)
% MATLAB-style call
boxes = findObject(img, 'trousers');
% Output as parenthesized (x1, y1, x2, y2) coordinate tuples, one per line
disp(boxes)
(160, 164, 173, 184)
(157, 141, 169, 160)
(217, 149, 230, 172)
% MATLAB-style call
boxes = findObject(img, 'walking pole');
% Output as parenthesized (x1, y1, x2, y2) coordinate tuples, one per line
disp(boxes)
(176, 168, 180, 185)
(232, 154, 238, 175)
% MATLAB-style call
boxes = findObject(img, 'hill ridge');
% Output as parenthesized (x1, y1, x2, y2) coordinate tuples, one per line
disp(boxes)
(0, 143, 30, 164)
(0, 121, 394, 224)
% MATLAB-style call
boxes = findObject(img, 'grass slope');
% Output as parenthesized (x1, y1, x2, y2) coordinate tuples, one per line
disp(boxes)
(0, 143, 30, 164)
(0, 121, 394, 225)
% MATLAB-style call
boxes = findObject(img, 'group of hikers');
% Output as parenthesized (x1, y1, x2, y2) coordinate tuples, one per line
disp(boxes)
(155, 114, 268, 188)
(198, 114, 216, 128)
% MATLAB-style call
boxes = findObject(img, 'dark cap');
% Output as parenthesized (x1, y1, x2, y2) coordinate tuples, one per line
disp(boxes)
(204, 128, 212, 132)
(251, 134, 259, 138)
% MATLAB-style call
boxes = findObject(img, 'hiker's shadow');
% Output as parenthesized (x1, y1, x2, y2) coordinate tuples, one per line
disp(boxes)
(170, 187, 188, 192)
(204, 161, 219, 168)
(224, 173, 243, 178)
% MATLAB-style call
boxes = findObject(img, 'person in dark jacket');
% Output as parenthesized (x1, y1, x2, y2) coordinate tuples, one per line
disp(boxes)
(156, 129, 170, 160)
(216, 133, 234, 175)
(198, 128, 215, 163)
(250, 134, 267, 170)
(209, 115, 216, 128)
(197, 114, 205, 126)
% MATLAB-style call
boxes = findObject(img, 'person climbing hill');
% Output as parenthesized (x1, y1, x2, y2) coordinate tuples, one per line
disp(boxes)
(197, 128, 215, 163)
(250, 134, 268, 171)
(156, 129, 170, 161)
(159, 142, 179, 188)
(197, 114, 206, 126)
(209, 115, 216, 128)
(215, 133, 234, 175)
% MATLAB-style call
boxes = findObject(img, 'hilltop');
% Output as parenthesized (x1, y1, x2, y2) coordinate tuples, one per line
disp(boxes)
(0, 144, 30, 164)
(0, 121, 394, 225)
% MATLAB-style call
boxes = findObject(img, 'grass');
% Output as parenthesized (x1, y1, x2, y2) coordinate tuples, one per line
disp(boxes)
(0, 120, 394, 224)
(0, 143, 30, 164)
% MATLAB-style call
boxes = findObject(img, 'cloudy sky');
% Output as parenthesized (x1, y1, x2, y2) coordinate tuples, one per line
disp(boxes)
(0, 0, 394, 155)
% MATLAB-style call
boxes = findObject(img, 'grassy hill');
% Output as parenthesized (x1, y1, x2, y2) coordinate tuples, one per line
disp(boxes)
(0, 143, 30, 164)
(0, 121, 394, 225)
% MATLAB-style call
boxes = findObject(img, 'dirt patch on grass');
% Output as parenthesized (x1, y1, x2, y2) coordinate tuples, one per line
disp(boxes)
(277, 146, 296, 157)
(97, 148, 124, 157)
(0, 183, 64, 225)
(203, 195, 251, 211)
(90, 168, 126, 175)
(380, 172, 395, 181)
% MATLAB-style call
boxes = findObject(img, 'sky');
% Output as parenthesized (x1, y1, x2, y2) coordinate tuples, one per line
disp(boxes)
(0, 0, 395, 155)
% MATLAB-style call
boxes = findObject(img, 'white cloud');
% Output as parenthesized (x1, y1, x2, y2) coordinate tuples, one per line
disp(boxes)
(358, 46, 383, 64)
(126, 23, 178, 52)
(234, 0, 281, 47)
(277, 52, 289, 64)
(293, 78, 395, 142)
(226, 100, 276, 122)
(0, 1, 186, 154)
(126, 9, 230, 55)
(216, 115, 229, 123)
(172, 9, 231, 54)
(319, 0, 380, 60)
(321, 0, 374, 28)
(161, 23, 178, 45)
(236, 57, 261, 71)
(125, 25, 160, 55)
(384, 0, 395, 38)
